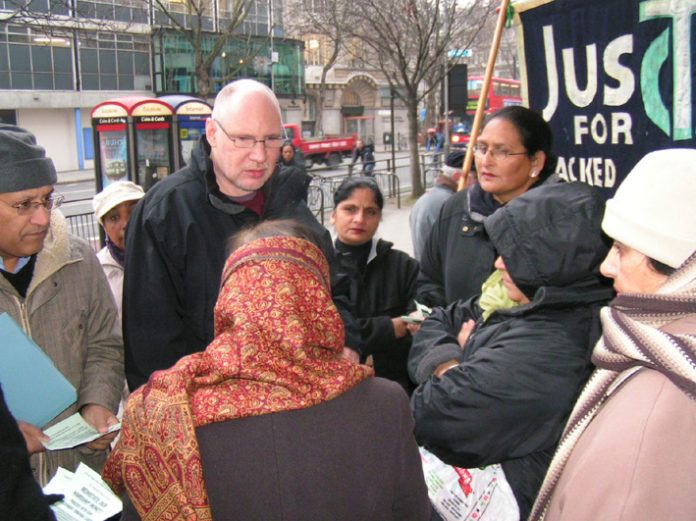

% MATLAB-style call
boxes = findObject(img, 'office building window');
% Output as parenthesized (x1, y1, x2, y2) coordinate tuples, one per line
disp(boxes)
(0, 25, 74, 90)
(74, 0, 148, 23)
(0, 0, 69, 16)
(78, 32, 151, 91)
(0, 109, 16, 124)
(153, 0, 215, 31)
(154, 30, 303, 97)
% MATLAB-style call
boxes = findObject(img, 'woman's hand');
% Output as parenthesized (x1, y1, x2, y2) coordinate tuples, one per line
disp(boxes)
(406, 322, 421, 335)
(405, 310, 427, 335)
(457, 319, 476, 348)
(341, 347, 360, 364)
(392, 317, 409, 339)
(81, 404, 119, 451)
(17, 421, 49, 454)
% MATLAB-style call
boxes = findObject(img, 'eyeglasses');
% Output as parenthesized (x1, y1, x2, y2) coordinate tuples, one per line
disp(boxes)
(473, 144, 528, 161)
(214, 119, 284, 149)
(0, 193, 65, 216)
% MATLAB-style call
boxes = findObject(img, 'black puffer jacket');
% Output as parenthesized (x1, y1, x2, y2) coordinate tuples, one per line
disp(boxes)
(409, 182, 614, 519)
(277, 164, 312, 202)
(123, 136, 339, 390)
(415, 183, 502, 307)
(416, 177, 561, 308)
(334, 239, 419, 394)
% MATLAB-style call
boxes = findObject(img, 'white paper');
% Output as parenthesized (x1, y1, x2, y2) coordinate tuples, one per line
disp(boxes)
(420, 447, 519, 521)
(43, 463, 122, 521)
(42, 413, 120, 450)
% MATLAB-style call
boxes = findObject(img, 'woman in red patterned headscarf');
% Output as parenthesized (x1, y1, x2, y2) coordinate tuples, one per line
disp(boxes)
(103, 221, 431, 521)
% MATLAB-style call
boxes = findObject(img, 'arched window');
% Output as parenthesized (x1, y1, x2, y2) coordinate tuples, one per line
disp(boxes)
(343, 91, 361, 106)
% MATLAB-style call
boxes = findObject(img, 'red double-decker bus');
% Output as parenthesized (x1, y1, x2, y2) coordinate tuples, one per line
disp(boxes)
(466, 76, 522, 115)
(450, 77, 523, 148)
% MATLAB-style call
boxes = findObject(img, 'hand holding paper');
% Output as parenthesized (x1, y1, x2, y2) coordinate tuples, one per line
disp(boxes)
(81, 404, 120, 450)
(42, 413, 120, 451)
(43, 463, 122, 521)
(401, 301, 433, 324)
(17, 420, 49, 454)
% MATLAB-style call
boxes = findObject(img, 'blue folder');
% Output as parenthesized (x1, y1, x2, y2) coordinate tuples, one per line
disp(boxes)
(0, 313, 77, 428)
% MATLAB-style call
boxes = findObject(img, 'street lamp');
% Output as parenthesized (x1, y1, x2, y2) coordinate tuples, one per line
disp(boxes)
(390, 87, 395, 170)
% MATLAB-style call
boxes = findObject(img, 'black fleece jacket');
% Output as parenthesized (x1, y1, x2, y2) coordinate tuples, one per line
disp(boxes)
(123, 136, 355, 390)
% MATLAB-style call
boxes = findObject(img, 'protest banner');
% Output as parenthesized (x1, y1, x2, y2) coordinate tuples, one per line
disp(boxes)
(512, 0, 695, 194)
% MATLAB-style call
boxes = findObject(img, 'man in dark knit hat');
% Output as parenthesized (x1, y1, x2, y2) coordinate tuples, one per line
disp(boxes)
(0, 124, 123, 485)
(409, 150, 476, 261)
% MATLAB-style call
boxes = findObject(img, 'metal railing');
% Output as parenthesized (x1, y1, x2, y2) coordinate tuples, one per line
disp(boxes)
(374, 171, 401, 208)
(65, 210, 101, 252)
(307, 184, 325, 225)
(64, 190, 328, 245)
(64, 150, 428, 247)
(419, 152, 444, 189)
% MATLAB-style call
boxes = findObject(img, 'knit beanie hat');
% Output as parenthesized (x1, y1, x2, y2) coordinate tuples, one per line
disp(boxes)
(442, 149, 467, 178)
(0, 124, 57, 193)
(92, 180, 145, 224)
(602, 148, 696, 269)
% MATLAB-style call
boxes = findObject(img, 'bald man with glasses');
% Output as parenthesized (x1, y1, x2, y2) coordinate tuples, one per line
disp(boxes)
(123, 79, 359, 391)
(0, 124, 124, 486)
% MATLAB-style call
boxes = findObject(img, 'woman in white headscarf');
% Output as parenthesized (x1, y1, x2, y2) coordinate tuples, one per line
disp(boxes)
(92, 181, 144, 322)
(530, 148, 696, 521)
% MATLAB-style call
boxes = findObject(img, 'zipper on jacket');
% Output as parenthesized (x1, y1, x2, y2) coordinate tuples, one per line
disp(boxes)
(17, 299, 33, 337)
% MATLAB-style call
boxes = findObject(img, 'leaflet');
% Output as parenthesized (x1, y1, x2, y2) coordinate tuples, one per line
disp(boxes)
(42, 413, 121, 451)
(43, 463, 122, 521)
(401, 300, 433, 324)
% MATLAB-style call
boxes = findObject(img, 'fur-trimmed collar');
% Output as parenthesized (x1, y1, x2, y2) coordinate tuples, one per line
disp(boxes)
(28, 211, 77, 294)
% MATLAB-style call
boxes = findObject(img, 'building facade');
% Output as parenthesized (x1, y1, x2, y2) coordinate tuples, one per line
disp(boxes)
(289, 29, 409, 149)
(0, 0, 304, 173)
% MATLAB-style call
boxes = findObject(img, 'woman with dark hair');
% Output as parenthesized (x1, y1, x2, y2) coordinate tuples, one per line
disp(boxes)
(416, 106, 560, 308)
(104, 220, 431, 521)
(279, 141, 303, 169)
(409, 182, 613, 520)
(530, 149, 696, 521)
(277, 141, 311, 202)
(331, 176, 419, 393)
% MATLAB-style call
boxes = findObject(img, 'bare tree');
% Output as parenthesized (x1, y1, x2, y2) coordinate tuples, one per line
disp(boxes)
(151, 0, 260, 98)
(342, 0, 495, 196)
(0, 1, 25, 22)
(283, 0, 350, 136)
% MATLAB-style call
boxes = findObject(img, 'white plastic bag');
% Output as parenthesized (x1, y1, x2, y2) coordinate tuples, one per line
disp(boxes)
(420, 447, 520, 521)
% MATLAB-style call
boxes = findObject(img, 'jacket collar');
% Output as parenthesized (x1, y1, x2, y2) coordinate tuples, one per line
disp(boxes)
(466, 183, 502, 223)
(28, 211, 77, 297)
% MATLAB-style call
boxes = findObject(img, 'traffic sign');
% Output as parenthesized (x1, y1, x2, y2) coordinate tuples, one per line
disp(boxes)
(448, 49, 472, 58)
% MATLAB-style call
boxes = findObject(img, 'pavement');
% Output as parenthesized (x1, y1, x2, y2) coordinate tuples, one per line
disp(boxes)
(374, 196, 415, 257)
(57, 168, 417, 256)
(57, 169, 94, 185)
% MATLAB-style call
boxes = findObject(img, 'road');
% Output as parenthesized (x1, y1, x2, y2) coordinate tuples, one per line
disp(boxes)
(308, 148, 442, 198)
(58, 147, 442, 222)
(60, 180, 96, 217)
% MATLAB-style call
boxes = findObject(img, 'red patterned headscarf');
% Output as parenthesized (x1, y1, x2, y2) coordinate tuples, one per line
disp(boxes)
(103, 236, 373, 520)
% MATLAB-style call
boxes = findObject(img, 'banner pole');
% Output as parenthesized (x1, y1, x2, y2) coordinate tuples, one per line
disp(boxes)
(457, 0, 511, 191)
